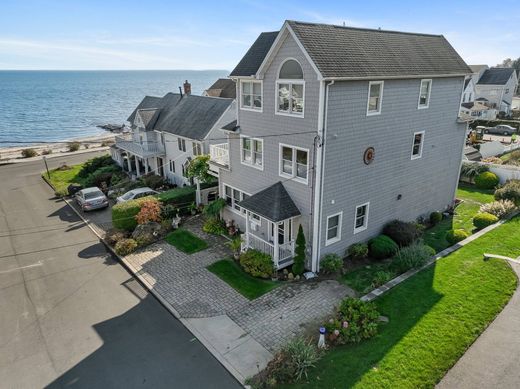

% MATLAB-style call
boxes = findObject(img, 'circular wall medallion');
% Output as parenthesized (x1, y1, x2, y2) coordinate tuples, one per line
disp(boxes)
(363, 147, 375, 165)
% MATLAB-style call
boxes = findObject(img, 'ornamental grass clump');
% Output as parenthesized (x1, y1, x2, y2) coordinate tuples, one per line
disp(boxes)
(114, 238, 138, 256)
(479, 199, 517, 219)
(494, 180, 520, 206)
(390, 242, 435, 274)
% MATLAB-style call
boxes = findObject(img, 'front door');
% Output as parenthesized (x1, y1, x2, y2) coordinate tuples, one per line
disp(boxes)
(269, 219, 292, 245)
(157, 157, 164, 177)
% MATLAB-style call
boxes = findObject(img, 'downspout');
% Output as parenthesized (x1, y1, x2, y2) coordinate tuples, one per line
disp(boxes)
(311, 80, 333, 273)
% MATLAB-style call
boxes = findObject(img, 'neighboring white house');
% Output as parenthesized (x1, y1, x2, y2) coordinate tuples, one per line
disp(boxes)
(473, 67, 518, 115)
(111, 81, 236, 187)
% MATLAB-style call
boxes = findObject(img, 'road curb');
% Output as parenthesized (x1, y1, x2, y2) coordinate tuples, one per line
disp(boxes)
(54, 191, 247, 386)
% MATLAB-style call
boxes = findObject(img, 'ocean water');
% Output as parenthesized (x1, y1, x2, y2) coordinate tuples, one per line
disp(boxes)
(0, 70, 228, 147)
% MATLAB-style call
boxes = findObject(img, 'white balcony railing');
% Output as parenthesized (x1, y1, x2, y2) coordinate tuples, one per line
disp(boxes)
(244, 233, 294, 269)
(209, 143, 229, 167)
(115, 135, 165, 158)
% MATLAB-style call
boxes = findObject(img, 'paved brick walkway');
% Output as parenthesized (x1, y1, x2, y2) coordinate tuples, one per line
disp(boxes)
(123, 215, 352, 351)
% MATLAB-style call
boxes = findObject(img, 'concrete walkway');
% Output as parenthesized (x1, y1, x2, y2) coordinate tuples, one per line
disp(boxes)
(438, 262, 520, 389)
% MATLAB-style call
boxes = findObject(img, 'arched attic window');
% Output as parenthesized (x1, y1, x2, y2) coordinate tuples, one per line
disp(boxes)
(277, 59, 305, 116)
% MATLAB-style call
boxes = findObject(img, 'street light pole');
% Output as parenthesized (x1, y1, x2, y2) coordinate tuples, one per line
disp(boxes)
(43, 156, 50, 179)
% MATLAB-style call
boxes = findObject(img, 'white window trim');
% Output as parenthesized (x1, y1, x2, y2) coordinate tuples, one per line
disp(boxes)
(240, 135, 264, 171)
(353, 202, 370, 234)
(222, 183, 251, 217)
(239, 79, 263, 113)
(366, 81, 384, 116)
(411, 130, 425, 160)
(418, 79, 432, 109)
(275, 80, 305, 118)
(325, 212, 343, 246)
(278, 143, 309, 185)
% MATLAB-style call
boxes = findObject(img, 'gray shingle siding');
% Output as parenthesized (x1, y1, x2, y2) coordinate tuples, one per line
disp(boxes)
(319, 77, 466, 257)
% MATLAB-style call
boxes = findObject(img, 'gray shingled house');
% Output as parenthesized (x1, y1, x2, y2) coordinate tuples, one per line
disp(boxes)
(208, 20, 471, 273)
(111, 82, 235, 187)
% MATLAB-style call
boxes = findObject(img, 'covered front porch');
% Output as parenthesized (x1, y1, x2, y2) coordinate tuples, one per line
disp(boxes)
(238, 182, 301, 270)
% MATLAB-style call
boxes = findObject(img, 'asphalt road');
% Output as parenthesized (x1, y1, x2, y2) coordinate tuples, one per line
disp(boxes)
(0, 152, 240, 389)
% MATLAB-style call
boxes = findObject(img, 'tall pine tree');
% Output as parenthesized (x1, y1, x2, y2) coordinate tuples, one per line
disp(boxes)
(292, 225, 306, 275)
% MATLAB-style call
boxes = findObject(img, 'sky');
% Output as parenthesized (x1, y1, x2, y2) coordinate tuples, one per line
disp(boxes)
(0, 0, 518, 71)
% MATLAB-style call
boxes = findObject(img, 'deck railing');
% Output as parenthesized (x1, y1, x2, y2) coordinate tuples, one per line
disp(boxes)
(209, 143, 229, 167)
(115, 135, 165, 157)
(245, 233, 294, 269)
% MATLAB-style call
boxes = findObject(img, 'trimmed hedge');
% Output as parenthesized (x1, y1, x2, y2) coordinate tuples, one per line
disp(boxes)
(474, 171, 499, 190)
(369, 235, 399, 259)
(473, 212, 498, 230)
(112, 197, 159, 231)
(446, 229, 469, 245)
(157, 186, 196, 208)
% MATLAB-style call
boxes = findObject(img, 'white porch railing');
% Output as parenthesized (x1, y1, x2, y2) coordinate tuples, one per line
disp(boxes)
(244, 233, 294, 269)
(209, 143, 229, 167)
(115, 134, 165, 157)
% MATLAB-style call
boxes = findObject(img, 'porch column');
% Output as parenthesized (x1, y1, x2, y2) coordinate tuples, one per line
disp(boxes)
(135, 157, 141, 177)
(245, 211, 250, 248)
(273, 221, 279, 267)
(144, 158, 149, 174)
(126, 154, 132, 172)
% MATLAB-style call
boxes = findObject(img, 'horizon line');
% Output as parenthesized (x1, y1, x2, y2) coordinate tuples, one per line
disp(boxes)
(0, 68, 231, 72)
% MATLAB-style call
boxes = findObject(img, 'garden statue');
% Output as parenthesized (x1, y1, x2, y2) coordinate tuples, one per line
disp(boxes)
(171, 214, 182, 229)
(318, 327, 326, 349)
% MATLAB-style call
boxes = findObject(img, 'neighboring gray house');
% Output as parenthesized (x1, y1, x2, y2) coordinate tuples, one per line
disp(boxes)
(208, 20, 470, 273)
(203, 78, 237, 99)
(474, 67, 518, 114)
(112, 82, 236, 187)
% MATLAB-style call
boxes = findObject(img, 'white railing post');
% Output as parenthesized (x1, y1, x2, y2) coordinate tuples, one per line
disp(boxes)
(245, 211, 250, 249)
(273, 221, 279, 268)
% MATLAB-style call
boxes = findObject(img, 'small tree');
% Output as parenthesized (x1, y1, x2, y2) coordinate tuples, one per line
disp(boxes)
(292, 225, 306, 275)
(135, 199, 161, 225)
(186, 155, 213, 205)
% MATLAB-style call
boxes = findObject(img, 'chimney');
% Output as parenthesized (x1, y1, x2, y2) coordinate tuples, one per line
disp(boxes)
(183, 80, 191, 95)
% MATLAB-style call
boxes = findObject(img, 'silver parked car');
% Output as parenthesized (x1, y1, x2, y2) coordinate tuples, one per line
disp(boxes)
(116, 187, 158, 203)
(76, 187, 109, 211)
(485, 125, 516, 136)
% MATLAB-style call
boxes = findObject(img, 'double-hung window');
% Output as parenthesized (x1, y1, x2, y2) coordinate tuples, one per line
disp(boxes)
(411, 131, 425, 159)
(241, 136, 263, 169)
(223, 184, 248, 215)
(192, 142, 202, 156)
(279, 144, 309, 183)
(418, 79, 432, 109)
(354, 203, 369, 233)
(169, 160, 175, 173)
(326, 212, 342, 245)
(178, 138, 186, 152)
(276, 59, 305, 116)
(240, 80, 262, 111)
(367, 81, 384, 115)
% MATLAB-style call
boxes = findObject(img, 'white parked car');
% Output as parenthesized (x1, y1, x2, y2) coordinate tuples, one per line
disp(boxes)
(76, 187, 109, 212)
(116, 187, 158, 203)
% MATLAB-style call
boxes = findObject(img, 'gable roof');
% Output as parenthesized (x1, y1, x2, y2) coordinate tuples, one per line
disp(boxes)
(221, 119, 239, 132)
(469, 64, 488, 74)
(230, 31, 279, 77)
(127, 93, 233, 140)
(204, 78, 236, 98)
(238, 182, 301, 222)
(286, 20, 471, 79)
(477, 68, 515, 85)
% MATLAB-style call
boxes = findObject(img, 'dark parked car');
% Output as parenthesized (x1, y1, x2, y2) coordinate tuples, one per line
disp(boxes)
(484, 125, 516, 136)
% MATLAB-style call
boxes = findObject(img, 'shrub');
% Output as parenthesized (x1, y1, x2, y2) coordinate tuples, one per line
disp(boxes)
(105, 228, 128, 246)
(320, 254, 343, 275)
(325, 297, 379, 345)
(112, 197, 157, 231)
(473, 212, 498, 230)
(68, 142, 80, 152)
(481, 156, 503, 164)
(494, 180, 520, 205)
(135, 199, 162, 225)
(390, 242, 435, 274)
(78, 155, 114, 178)
(479, 199, 517, 218)
(460, 162, 489, 183)
(114, 238, 137, 256)
(347, 242, 369, 260)
(371, 270, 394, 288)
(81, 164, 121, 187)
(383, 220, 424, 247)
(157, 186, 196, 208)
(429, 211, 443, 225)
(474, 171, 499, 189)
(41, 149, 52, 155)
(202, 217, 227, 235)
(292, 225, 306, 275)
(368, 235, 399, 259)
(21, 148, 37, 158)
(203, 198, 226, 219)
(161, 204, 179, 220)
(239, 249, 273, 279)
(141, 174, 167, 190)
(445, 229, 469, 245)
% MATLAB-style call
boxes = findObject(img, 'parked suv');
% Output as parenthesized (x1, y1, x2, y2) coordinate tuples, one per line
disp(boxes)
(116, 187, 158, 203)
(76, 187, 109, 211)
(485, 125, 516, 136)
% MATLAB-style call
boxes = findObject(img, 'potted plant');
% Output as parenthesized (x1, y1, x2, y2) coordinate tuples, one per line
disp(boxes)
(227, 237, 242, 260)
(189, 202, 197, 215)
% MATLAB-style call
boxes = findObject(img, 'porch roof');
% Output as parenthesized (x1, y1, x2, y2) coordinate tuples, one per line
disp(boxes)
(238, 182, 301, 223)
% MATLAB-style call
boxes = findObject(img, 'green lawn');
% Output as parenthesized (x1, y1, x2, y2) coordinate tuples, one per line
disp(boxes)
(341, 262, 394, 294)
(207, 259, 279, 300)
(283, 216, 519, 389)
(44, 164, 84, 195)
(165, 228, 208, 254)
(423, 184, 495, 252)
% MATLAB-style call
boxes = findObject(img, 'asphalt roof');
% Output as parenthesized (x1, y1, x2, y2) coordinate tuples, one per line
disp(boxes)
(287, 20, 471, 78)
(221, 120, 239, 132)
(229, 31, 279, 77)
(238, 182, 301, 222)
(204, 78, 236, 98)
(127, 92, 233, 140)
(477, 68, 516, 85)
